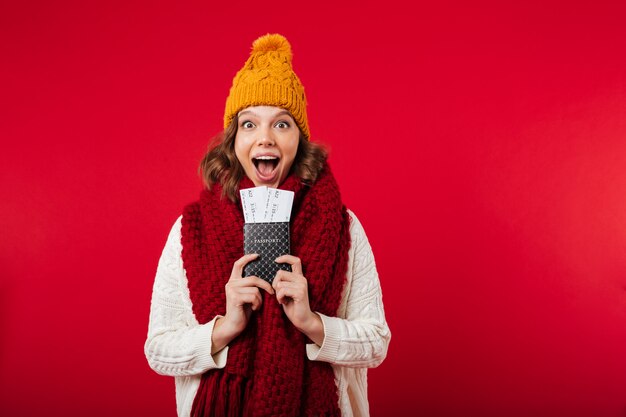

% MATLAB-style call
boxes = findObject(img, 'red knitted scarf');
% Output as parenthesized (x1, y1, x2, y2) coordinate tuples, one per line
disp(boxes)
(180, 166, 351, 417)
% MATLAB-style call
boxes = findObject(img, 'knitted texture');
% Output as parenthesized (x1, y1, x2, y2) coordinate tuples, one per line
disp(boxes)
(223, 33, 310, 139)
(180, 166, 351, 417)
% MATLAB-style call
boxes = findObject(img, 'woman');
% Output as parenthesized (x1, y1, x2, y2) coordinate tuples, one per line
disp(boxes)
(145, 33, 390, 417)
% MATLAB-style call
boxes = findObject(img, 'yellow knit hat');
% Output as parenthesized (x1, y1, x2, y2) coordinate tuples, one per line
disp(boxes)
(224, 33, 309, 139)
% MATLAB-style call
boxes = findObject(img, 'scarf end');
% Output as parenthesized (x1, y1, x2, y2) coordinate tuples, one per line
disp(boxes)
(191, 371, 248, 417)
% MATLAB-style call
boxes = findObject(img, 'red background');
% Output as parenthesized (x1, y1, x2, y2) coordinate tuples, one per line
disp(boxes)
(2, 1, 626, 416)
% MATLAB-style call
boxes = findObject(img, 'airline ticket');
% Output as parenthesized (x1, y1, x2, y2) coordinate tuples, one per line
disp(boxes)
(240, 186, 294, 223)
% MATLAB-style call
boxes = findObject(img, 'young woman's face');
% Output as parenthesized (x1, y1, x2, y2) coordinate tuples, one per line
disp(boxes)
(234, 105, 300, 188)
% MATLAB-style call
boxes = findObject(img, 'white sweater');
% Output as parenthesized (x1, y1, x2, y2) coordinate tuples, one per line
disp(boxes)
(145, 210, 391, 417)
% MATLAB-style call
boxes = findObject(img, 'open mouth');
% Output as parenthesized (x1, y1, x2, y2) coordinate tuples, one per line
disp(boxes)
(252, 155, 280, 179)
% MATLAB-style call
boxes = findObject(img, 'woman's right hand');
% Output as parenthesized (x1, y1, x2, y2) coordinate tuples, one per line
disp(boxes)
(211, 254, 274, 354)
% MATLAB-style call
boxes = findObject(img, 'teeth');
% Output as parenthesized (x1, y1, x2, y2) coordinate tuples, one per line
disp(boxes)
(254, 156, 278, 160)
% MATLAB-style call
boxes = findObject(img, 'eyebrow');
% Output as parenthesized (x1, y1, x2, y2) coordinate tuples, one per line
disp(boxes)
(238, 109, 293, 119)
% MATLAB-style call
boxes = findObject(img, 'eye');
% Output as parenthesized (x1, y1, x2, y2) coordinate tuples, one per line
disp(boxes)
(241, 120, 255, 129)
(275, 120, 290, 129)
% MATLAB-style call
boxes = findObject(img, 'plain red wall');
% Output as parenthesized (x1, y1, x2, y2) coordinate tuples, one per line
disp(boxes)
(2, 1, 626, 416)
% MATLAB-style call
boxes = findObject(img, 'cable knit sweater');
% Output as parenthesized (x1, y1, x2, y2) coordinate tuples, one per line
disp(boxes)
(145, 210, 390, 417)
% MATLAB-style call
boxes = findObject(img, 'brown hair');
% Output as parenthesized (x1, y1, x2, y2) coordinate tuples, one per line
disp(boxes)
(199, 114, 328, 202)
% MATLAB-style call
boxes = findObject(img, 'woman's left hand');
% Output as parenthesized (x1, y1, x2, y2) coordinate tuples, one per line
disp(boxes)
(273, 255, 324, 345)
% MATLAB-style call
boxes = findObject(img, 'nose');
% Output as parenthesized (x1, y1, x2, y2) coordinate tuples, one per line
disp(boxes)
(256, 126, 275, 146)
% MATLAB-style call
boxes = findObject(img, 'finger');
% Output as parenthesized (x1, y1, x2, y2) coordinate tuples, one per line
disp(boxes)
(230, 254, 259, 279)
(249, 292, 263, 311)
(275, 255, 303, 275)
(273, 278, 298, 291)
(236, 292, 262, 308)
(272, 272, 283, 291)
(242, 276, 275, 294)
(276, 287, 292, 305)
(229, 275, 261, 288)
(230, 286, 262, 294)
(276, 286, 302, 305)
(229, 276, 274, 295)
(273, 269, 303, 284)
(274, 280, 307, 294)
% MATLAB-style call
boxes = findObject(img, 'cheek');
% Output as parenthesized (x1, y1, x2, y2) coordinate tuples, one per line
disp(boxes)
(234, 137, 249, 167)
(283, 141, 299, 169)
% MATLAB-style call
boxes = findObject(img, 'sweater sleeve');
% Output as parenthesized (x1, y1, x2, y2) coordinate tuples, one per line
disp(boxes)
(144, 216, 228, 376)
(306, 210, 391, 368)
